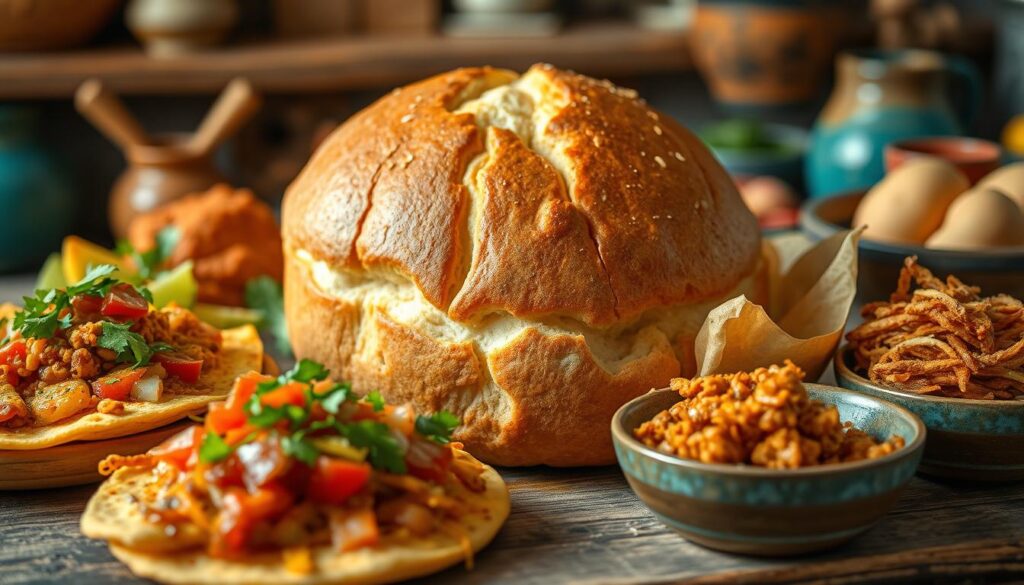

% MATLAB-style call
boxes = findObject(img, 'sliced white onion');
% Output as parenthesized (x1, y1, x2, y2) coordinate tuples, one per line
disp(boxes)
(131, 376, 164, 402)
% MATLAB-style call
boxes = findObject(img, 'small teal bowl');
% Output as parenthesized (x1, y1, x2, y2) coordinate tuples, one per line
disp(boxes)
(612, 384, 925, 556)
(835, 346, 1024, 481)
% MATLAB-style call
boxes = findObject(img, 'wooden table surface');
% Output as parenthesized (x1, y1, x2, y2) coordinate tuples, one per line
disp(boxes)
(1, 275, 1023, 585)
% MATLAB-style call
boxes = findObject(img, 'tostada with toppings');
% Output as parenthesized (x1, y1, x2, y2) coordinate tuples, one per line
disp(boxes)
(80, 360, 510, 585)
(0, 264, 263, 449)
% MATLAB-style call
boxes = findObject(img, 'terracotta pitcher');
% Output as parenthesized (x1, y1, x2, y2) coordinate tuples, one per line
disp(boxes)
(75, 78, 260, 238)
(806, 49, 981, 198)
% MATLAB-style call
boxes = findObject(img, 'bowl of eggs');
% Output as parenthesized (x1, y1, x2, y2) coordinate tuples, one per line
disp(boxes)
(801, 159, 1024, 303)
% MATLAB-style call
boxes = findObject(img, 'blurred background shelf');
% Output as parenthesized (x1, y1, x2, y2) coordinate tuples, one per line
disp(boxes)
(0, 23, 691, 98)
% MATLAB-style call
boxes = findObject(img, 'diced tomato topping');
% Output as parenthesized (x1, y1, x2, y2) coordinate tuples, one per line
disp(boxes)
(330, 507, 379, 552)
(0, 339, 26, 368)
(406, 439, 452, 483)
(307, 457, 371, 506)
(212, 483, 293, 557)
(100, 283, 150, 320)
(0, 403, 22, 423)
(91, 368, 147, 401)
(71, 294, 104, 322)
(260, 382, 307, 409)
(226, 372, 271, 411)
(224, 424, 257, 446)
(149, 426, 205, 471)
(153, 352, 203, 384)
(350, 402, 378, 421)
(206, 401, 247, 434)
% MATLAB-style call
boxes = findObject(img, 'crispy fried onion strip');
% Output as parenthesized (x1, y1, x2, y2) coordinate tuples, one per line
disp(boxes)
(848, 256, 1024, 400)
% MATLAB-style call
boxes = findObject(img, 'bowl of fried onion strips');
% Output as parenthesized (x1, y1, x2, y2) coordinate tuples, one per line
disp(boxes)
(836, 256, 1024, 481)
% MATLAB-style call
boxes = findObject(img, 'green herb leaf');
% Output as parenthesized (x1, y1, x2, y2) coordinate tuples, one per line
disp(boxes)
(98, 321, 157, 367)
(415, 411, 460, 444)
(283, 359, 328, 384)
(320, 383, 353, 414)
(365, 390, 385, 412)
(198, 431, 232, 464)
(341, 420, 406, 473)
(245, 276, 290, 355)
(118, 226, 180, 281)
(281, 431, 319, 466)
(66, 264, 118, 296)
(149, 342, 176, 354)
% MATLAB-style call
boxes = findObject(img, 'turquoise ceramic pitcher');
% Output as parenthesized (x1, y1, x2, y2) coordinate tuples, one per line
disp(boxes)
(806, 49, 981, 198)
(0, 105, 74, 272)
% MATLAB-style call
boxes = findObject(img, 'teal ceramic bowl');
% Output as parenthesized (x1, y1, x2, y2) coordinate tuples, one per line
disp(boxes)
(611, 384, 925, 556)
(834, 345, 1024, 481)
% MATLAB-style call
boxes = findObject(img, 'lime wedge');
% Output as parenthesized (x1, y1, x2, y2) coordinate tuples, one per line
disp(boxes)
(36, 253, 67, 291)
(149, 261, 198, 308)
(193, 303, 264, 329)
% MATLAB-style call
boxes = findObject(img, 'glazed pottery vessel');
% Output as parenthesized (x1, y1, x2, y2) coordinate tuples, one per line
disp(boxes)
(109, 134, 223, 239)
(835, 346, 1024, 481)
(612, 384, 924, 556)
(807, 49, 982, 198)
(800, 191, 1024, 303)
(0, 0, 119, 51)
(126, 0, 238, 57)
(691, 0, 841, 112)
(884, 136, 1002, 184)
(0, 106, 74, 272)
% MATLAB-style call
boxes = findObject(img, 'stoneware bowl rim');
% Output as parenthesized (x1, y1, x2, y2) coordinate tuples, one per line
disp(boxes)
(611, 382, 926, 479)
(800, 192, 1024, 262)
(835, 344, 1024, 409)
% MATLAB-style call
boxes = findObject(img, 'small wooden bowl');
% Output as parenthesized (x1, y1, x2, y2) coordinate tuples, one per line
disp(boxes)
(834, 346, 1024, 481)
(0, 420, 191, 490)
(611, 384, 924, 556)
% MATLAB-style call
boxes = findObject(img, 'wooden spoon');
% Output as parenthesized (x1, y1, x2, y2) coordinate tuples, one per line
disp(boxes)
(187, 78, 261, 157)
(74, 79, 151, 150)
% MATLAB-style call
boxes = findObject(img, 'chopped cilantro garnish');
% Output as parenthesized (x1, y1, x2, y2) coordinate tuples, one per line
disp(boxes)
(285, 359, 329, 384)
(365, 390, 385, 412)
(11, 264, 154, 342)
(415, 411, 460, 444)
(198, 431, 231, 464)
(341, 420, 406, 474)
(281, 431, 319, 466)
(320, 383, 352, 414)
(98, 321, 171, 367)
(116, 226, 180, 281)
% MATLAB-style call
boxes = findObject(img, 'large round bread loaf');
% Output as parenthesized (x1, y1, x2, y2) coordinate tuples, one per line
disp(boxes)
(282, 64, 765, 466)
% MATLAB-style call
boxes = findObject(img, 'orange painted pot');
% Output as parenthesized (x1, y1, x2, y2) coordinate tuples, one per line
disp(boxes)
(691, 0, 841, 110)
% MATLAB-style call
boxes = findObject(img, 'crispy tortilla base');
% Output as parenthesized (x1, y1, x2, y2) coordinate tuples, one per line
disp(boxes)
(82, 458, 510, 585)
(0, 325, 263, 450)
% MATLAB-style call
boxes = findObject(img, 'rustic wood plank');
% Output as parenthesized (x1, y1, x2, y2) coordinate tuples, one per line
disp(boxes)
(0, 24, 691, 99)
(2, 449, 1023, 584)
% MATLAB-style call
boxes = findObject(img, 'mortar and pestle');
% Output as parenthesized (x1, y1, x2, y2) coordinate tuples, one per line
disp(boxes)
(75, 78, 261, 238)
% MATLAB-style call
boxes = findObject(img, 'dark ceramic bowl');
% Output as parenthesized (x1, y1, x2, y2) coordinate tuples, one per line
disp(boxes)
(801, 191, 1024, 303)
(611, 384, 925, 556)
(707, 123, 808, 190)
(834, 346, 1024, 481)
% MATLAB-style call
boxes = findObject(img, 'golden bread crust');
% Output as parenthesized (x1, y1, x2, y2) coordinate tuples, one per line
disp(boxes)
(282, 65, 764, 466)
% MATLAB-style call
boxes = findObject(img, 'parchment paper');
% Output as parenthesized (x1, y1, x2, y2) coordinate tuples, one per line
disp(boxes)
(693, 229, 861, 382)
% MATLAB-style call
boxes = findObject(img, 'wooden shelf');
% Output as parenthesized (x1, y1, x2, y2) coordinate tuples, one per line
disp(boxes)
(0, 23, 691, 98)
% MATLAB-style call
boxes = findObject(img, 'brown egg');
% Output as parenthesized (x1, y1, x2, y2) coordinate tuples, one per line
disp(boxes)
(977, 162, 1024, 211)
(853, 157, 969, 244)
(925, 188, 1024, 250)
